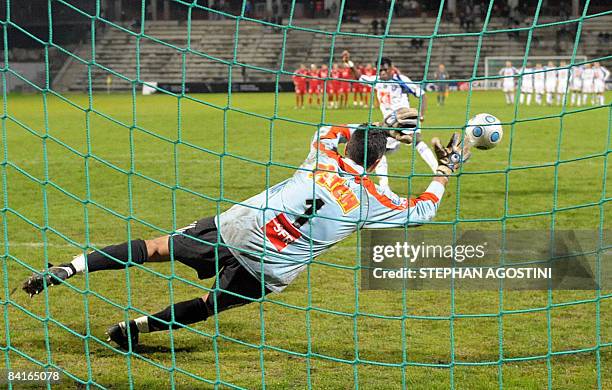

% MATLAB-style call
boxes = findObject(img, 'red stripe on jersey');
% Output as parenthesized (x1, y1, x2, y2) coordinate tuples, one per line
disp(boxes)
(319, 125, 352, 141)
(265, 213, 302, 251)
(358, 176, 439, 210)
(411, 192, 439, 205)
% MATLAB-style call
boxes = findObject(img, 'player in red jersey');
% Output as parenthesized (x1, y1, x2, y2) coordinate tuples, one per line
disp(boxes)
(353, 64, 365, 107)
(339, 64, 354, 109)
(362, 63, 377, 108)
(292, 64, 308, 109)
(319, 64, 335, 109)
(340, 50, 356, 108)
(331, 63, 342, 109)
(319, 64, 332, 108)
(307, 64, 322, 106)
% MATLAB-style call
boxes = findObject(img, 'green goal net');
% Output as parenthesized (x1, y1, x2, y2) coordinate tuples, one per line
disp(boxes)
(1, 0, 611, 388)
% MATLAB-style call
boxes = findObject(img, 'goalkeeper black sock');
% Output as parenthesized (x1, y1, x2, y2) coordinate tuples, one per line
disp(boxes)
(145, 298, 210, 332)
(70, 240, 148, 273)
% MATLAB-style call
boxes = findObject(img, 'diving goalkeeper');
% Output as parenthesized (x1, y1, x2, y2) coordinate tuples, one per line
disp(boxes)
(22, 109, 468, 349)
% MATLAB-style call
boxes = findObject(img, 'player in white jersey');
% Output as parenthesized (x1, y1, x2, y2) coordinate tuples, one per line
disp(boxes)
(544, 61, 558, 106)
(519, 63, 534, 106)
(498, 61, 517, 105)
(581, 63, 595, 105)
(533, 63, 546, 105)
(555, 60, 570, 105)
(22, 113, 469, 349)
(570, 65, 583, 106)
(357, 57, 438, 191)
(593, 62, 610, 106)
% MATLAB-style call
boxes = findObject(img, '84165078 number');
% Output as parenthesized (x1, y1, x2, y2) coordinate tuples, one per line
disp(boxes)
(1, 369, 61, 384)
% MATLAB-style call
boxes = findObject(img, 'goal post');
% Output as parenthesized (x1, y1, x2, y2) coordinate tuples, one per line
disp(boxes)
(483, 55, 588, 90)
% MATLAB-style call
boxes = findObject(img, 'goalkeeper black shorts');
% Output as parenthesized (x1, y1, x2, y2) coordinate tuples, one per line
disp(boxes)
(170, 217, 271, 311)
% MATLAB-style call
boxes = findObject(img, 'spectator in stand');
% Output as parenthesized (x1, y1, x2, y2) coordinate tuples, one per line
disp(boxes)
(272, 2, 279, 16)
(498, 2, 510, 19)
(343, 10, 360, 23)
(407, 0, 419, 16)
(131, 18, 141, 30)
(380, 19, 387, 33)
(597, 32, 610, 44)
(473, 3, 482, 20)
(314, 0, 324, 17)
(371, 19, 379, 35)
(244, 0, 252, 17)
(329, 1, 338, 18)
(508, 19, 520, 41)
(271, 2, 282, 32)
(459, 9, 467, 30)
(464, 6, 475, 31)
(411, 38, 424, 49)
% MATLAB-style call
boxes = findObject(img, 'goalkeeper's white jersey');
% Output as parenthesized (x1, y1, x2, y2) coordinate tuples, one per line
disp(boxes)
(358, 73, 424, 117)
(216, 124, 444, 292)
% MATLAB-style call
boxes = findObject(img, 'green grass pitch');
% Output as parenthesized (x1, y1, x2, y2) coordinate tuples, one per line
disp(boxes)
(1, 90, 611, 389)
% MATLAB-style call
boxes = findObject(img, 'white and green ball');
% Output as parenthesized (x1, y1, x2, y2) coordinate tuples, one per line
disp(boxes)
(465, 113, 503, 150)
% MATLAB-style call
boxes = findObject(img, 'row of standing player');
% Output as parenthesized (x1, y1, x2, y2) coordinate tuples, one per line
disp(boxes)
(292, 61, 379, 109)
(498, 61, 610, 107)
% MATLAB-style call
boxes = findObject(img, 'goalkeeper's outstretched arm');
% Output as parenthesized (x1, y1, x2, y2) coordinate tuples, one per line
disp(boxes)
(363, 132, 468, 228)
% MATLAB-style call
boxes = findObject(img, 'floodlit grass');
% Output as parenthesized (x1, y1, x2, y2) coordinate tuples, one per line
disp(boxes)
(1, 90, 611, 389)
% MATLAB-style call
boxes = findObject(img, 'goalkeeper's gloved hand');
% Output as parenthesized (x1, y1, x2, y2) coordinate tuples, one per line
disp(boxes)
(431, 133, 471, 176)
(384, 107, 418, 129)
(385, 107, 419, 144)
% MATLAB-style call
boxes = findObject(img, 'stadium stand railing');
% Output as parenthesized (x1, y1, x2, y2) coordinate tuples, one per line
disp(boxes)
(54, 15, 612, 92)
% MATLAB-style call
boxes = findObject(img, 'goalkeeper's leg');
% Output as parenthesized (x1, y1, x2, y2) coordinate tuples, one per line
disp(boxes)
(108, 257, 269, 349)
(22, 238, 156, 297)
(106, 217, 271, 349)
(24, 218, 212, 296)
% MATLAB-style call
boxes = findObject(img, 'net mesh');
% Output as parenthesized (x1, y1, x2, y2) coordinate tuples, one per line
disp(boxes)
(1, 0, 611, 388)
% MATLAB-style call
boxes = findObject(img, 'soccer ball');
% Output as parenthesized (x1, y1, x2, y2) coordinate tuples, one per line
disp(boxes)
(465, 113, 503, 150)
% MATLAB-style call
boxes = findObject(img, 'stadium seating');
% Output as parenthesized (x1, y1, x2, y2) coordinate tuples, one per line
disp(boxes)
(53, 15, 612, 92)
